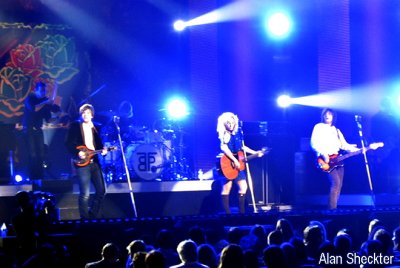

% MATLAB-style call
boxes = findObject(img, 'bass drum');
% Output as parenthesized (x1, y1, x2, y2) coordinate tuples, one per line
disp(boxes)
(129, 143, 166, 180)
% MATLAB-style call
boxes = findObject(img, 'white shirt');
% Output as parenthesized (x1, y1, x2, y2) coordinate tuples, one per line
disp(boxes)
(310, 123, 356, 156)
(82, 122, 95, 150)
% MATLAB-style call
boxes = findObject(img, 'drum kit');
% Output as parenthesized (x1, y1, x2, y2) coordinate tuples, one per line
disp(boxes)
(99, 115, 192, 182)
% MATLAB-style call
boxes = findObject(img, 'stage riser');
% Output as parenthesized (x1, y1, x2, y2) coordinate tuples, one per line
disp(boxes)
(0, 191, 221, 222)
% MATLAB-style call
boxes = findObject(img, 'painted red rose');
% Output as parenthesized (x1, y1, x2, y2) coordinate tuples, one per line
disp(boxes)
(7, 43, 43, 78)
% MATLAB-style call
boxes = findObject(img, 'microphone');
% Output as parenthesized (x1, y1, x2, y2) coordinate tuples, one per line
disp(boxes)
(113, 116, 120, 124)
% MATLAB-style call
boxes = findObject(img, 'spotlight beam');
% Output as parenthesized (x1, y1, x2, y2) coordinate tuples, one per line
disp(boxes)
(40, 0, 159, 72)
(184, 0, 267, 28)
(290, 85, 382, 115)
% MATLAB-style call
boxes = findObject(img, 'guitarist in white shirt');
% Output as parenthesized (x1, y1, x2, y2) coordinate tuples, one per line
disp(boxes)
(217, 112, 263, 214)
(65, 104, 108, 219)
(310, 108, 358, 210)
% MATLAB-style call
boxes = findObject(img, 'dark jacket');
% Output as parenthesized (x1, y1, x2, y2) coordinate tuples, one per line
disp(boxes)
(65, 121, 104, 163)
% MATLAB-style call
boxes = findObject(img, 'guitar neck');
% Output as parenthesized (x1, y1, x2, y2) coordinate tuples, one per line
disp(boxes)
(242, 148, 268, 161)
(246, 154, 259, 161)
(336, 147, 370, 162)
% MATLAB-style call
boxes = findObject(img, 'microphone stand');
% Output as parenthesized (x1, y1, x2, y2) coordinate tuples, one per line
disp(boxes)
(239, 124, 258, 213)
(355, 115, 375, 207)
(114, 116, 138, 217)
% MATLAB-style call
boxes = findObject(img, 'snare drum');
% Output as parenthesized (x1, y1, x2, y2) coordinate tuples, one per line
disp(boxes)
(129, 143, 166, 180)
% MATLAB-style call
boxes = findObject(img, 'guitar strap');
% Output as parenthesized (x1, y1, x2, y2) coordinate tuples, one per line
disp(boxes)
(336, 128, 344, 152)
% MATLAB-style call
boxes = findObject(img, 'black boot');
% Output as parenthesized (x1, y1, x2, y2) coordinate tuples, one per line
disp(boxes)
(221, 195, 231, 214)
(238, 194, 246, 214)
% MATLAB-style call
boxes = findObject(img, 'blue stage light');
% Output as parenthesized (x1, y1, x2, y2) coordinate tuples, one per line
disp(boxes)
(264, 11, 293, 40)
(165, 97, 190, 120)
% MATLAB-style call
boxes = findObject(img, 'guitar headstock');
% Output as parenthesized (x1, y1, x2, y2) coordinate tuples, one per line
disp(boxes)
(261, 147, 271, 153)
(370, 142, 384, 150)
(259, 147, 271, 155)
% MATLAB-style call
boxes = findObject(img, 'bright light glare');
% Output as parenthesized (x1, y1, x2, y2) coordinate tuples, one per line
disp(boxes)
(277, 95, 292, 108)
(166, 98, 190, 119)
(266, 12, 292, 39)
(14, 174, 23, 183)
(173, 20, 186, 31)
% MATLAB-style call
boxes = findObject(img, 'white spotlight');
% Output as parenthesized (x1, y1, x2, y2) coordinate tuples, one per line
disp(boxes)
(173, 20, 187, 31)
(277, 95, 292, 108)
(266, 12, 292, 39)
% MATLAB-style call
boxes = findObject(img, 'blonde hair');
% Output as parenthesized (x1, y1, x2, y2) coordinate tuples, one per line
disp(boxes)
(217, 112, 239, 141)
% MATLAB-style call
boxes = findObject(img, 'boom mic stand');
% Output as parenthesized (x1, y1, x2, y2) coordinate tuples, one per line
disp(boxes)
(114, 116, 138, 217)
(355, 115, 376, 207)
(239, 124, 258, 213)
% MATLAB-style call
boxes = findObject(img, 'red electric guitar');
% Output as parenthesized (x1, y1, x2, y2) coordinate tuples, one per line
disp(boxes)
(316, 142, 384, 173)
(219, 147, 269, 180)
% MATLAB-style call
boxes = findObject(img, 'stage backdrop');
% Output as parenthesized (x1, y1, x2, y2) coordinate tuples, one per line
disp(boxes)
(0, 21, 89, 179)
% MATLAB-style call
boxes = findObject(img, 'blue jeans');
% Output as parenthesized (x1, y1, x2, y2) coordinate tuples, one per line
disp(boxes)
(328, 166, 344, 209)
(76, 162, 106, 218)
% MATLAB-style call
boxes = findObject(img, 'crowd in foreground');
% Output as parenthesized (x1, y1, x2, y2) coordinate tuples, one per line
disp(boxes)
(3, 207, 400, 268)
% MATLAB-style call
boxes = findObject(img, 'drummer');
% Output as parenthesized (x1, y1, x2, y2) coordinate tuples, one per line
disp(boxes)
(116, 101, 145, 142)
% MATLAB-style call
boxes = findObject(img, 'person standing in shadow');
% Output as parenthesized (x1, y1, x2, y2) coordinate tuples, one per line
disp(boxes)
(22, 81, 57, 180)
(370, 97, 400, 193)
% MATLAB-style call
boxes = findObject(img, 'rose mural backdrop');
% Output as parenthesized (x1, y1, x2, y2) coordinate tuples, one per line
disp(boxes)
(0, 23, 82, 124)
(0, 22, 89, 179)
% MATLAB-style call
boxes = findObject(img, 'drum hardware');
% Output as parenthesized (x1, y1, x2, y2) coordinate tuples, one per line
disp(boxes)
(99, 117, 194, 182)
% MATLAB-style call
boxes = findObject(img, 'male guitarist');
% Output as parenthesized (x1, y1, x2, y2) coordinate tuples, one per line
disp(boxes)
(217, 112, 263, 214)
(65, 104, 108, 219)
(311, 108, 358, 209)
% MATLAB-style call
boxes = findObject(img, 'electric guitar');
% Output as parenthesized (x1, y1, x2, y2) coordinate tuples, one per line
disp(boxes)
(73, 145, 117, 167)
(316, 142, 384, 173)
(220, 147, 269, 180)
